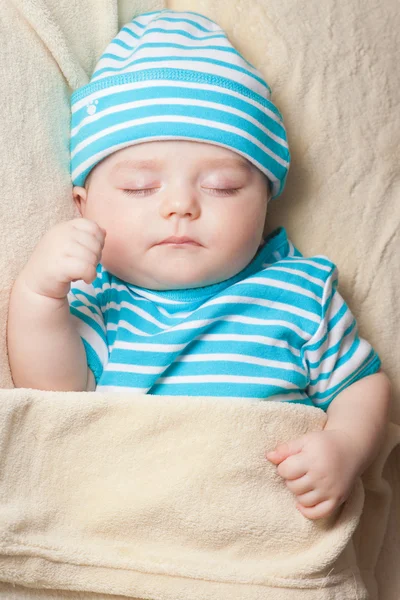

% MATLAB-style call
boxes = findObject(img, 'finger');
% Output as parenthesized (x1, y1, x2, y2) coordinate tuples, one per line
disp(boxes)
(296, 499, 337, 521)
(276, 453, 308, 480)
(72, 230, 104, 258)
(295, 489, 324, 508)
(266, 437, 306, 465)
(285, 475, 314, 496)
(73, 219, 106, 244)
(61, 257, 98, 285)
(65, 242, 101, 267)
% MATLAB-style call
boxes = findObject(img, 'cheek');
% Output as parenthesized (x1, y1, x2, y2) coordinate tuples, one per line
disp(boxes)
(215, 201, 266, 244)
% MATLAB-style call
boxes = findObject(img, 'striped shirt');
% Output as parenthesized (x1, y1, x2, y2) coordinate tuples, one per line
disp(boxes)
(68, 227, 380, 409)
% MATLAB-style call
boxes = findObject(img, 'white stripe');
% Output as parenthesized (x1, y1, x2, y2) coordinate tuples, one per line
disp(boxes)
(198, 334, 301, 357)
(236, 277, 321, 302)
(127, 285, 189, 305)
(108, 314, 310, 343)
(142, 18, 223, 36)
(176, 353, 306, 374)
(304, 295, 354, 359)
(287, 241, 296, 257)
(107, 321, 149, 337)
(103, 300, 169, 329)
(96, 281, 182, 306)
(71, 315, 108, 366)
(106, 363, 165, 374)
(70, 302, 105, 329)
(117, 24, 225, 44)
(72, 97, 286, 150)
(277, 257, 333, 273)
(156, 374, 298, 387)
(307, 331, 366, 389)
(98, 47, 257, 75)
(112, 333, 300, 357)
(171, 315, 310, 341)
(312, 353, 377, 406)
(261, 266, 326, 288)
(96, 385, 147, 393)
(91, 58, 268, 97)
(72, 80, 282, 127)
(152, 11, 223, 29)
(114, 341, 186, 352)
(120, 21, 146, 35)
(71, 113, 287, 167)
(205, 295, 320, 324)
(115, 29, 232, 52)
(157, 306, 194, 318)
(267, 392, 309, 402)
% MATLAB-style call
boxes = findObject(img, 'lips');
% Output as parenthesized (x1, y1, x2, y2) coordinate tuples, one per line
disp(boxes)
(157, 236, 201, 246)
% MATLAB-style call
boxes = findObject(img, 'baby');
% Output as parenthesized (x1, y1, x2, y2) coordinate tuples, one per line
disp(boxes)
(7, 10, 390, 520)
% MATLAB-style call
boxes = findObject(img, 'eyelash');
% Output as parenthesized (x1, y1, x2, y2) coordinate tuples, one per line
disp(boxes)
(123, 188, 241, 197)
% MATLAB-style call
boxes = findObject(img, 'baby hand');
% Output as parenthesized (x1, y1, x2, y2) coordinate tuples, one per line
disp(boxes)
(266, 430, 360, 520)
(20, 218, 106, 300)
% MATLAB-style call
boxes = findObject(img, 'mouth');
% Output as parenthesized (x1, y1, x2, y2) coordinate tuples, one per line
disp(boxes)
(157, 236, 202, 246)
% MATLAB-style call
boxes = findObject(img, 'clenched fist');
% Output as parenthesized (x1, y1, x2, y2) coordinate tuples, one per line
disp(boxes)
(266, 429, 361, 520)
(20, 218, 106, 300)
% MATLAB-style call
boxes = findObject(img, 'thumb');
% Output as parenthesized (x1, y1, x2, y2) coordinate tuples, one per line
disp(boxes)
(266, 437, 306, 465)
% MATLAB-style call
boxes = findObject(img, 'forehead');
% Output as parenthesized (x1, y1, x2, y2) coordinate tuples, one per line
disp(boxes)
(103, 140, 255, 173)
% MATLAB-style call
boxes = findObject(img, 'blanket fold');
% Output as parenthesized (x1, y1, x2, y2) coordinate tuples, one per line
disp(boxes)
(11, 0, 89, 89)
(1, 389, 396, 599)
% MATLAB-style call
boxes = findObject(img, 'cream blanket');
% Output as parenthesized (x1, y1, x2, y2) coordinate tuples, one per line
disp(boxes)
(0, 0, 399, 598)
(0, 389, 396, 600)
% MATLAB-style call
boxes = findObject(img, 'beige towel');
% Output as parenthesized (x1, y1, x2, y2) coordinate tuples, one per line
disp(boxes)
(0, 388, 395, 600)
(0, 1, 399, 598)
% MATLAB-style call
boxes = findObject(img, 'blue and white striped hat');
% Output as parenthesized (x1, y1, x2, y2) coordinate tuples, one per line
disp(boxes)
(70, 10, 290, 199)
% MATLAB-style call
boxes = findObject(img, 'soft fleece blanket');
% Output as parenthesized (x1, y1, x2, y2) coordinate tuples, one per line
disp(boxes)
(0, 0, 399, 599)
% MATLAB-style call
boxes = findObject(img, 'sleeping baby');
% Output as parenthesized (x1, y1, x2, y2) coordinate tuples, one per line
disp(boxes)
(7, 10, 391, 520)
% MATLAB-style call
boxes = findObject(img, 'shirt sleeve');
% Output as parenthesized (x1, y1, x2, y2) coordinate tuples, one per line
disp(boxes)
(302, 264, 381, 410)
(67, 271, 109, 385)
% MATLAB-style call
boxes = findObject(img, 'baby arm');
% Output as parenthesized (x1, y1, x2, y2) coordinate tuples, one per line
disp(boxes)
(267, 371, 391, 519)
(7, 219, 105, 391)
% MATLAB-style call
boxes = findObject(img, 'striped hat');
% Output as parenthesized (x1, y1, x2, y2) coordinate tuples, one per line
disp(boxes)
(70, 10, 290, 199)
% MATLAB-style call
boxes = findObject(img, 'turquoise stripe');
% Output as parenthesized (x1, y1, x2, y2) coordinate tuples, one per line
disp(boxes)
(72, 85, 286, 144)
(128, 27, 227, 41)
(312, 353, 381, 409)
(70, 305, 106, 340)
(306, 321, 357, 368)
(118, 27, 139, 41)
(305, 321, 356, 369)
(162, 10, 223, 27)
(308, 337, 361, 384)
(163, 359, 306, 382)
(72, 103, 288, 161)
(126, 19, 146, 30)
(82, 339, 104, 384)
(309, 350, 379, 401)
(150, 16, 218, 33)
(71, 69, 277, 115)
(111, 341, 300, 364)
(109, 39, 136, 52)
(102, 42, 253, 62)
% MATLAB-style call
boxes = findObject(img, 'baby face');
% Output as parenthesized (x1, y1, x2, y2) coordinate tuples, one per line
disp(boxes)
(73, 141, 269, 290)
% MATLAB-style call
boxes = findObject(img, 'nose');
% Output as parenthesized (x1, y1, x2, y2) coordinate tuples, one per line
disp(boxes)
(159, 184, 201, 220)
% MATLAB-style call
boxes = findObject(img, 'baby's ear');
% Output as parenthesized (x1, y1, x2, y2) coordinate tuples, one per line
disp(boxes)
(72, 186, 87, 216)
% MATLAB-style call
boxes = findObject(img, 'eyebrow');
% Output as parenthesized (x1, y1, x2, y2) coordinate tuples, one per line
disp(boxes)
(110, 156, 253, 175)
